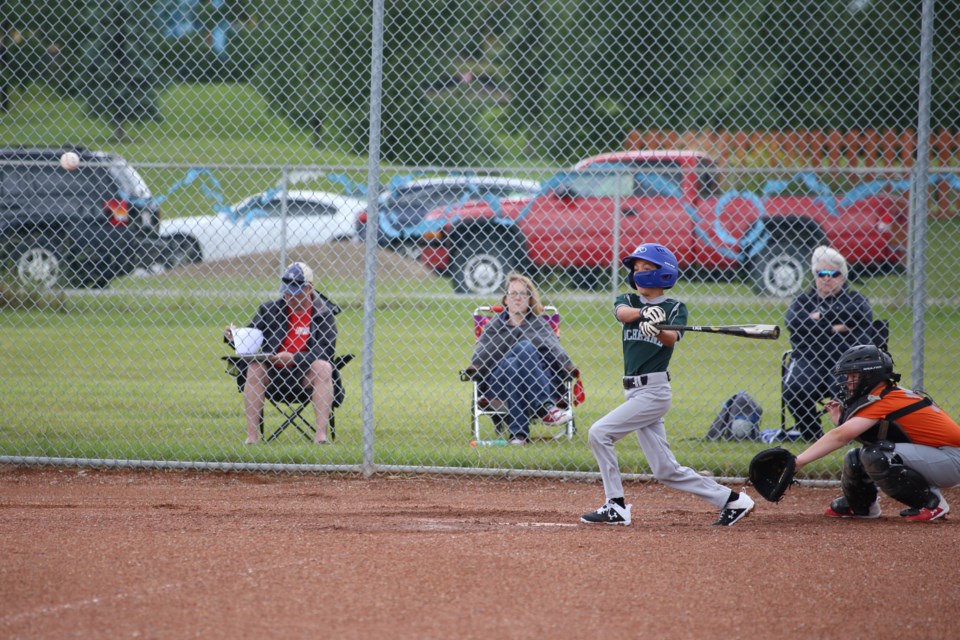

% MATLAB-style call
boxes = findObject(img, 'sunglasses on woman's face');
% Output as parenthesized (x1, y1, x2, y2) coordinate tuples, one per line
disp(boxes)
(816, 270, 842, 278)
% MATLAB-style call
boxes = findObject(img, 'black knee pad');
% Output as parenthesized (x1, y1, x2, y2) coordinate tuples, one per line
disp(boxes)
(860, 442, 935, 509)
(840, 448, 878, 511)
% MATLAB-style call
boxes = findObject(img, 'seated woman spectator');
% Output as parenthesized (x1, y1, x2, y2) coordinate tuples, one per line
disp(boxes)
(468, 274, 577, 445)
(783, 246, 875, 440)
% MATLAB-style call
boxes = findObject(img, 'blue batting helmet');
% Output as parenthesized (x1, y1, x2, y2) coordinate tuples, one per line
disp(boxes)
(622, 243, 679, 290)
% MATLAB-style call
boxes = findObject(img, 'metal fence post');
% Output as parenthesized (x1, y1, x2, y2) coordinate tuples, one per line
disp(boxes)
(910, 0, 935, 390)
(361, 0, 386, 477)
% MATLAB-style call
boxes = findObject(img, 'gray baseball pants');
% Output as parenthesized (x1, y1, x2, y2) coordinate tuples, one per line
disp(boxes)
(888, 443, 960, 489)
(588, 379, 732, 507)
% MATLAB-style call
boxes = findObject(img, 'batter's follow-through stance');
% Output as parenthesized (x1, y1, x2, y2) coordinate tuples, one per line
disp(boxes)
(581, 243, 755, 526)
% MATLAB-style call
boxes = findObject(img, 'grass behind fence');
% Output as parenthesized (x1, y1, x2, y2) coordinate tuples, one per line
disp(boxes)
(3, 270, 960, 479)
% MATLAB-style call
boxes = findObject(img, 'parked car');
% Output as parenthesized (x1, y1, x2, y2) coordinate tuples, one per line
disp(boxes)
(417, 150, 908, 296)
(0, 147, 163, 289)
(354, 176, 540, 255)
(160, 190, 365, 267)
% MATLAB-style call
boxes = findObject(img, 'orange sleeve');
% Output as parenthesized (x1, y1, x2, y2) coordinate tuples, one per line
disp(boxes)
(854, 387, 960, 447)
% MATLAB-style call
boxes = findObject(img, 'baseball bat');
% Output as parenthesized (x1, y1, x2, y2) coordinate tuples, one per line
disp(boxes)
(658, 324, 780, 339)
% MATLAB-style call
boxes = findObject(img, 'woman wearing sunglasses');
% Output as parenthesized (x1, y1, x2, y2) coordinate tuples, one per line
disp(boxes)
(783, 246, 876, 440)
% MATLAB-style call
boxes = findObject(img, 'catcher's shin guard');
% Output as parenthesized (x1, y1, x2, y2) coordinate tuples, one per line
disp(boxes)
(859, 442, 937, 510)
(840, 447, 879, 513)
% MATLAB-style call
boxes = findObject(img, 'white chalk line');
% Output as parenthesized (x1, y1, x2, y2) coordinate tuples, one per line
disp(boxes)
(2, 520, 575, 626)
(0, 557, 310, 627)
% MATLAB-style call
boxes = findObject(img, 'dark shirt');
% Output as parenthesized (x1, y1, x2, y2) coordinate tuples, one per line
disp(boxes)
(249, 295, 338, 373)
(786, 284, 874, 367)
(614, 293, 687, 376)
(471, 310, 573, 379)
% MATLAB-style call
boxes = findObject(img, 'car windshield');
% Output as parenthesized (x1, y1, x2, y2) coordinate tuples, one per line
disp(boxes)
(574, 161, 684, 198)
(549, 170, 635, 198)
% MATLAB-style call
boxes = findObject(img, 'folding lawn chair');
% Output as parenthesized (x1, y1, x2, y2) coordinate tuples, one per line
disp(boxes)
(223, 353, 353, 442)
(460, 305, 577, 442)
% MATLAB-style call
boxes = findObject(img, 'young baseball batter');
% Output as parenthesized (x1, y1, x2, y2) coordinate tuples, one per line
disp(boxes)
(581, 242, 755, 526)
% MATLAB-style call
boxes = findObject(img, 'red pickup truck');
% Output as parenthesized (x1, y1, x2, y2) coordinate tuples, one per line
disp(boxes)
(417, 150, 908, 296)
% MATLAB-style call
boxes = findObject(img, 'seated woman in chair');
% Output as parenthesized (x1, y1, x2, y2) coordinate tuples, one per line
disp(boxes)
(224, 262, 338, 445)
(784, 246, 875, 441)
(468, 273, 577, 445)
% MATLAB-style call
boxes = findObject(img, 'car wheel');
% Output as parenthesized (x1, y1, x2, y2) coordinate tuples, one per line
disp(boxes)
(13, 236, 62, 289)
(162, 234, 202, 269)
(749, 240, 808, 297)
(452, 240, 512, 295)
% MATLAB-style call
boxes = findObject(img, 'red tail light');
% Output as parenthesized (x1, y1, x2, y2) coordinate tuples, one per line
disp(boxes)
(104, 199, 130, 226)
(358, 211, 368, 224)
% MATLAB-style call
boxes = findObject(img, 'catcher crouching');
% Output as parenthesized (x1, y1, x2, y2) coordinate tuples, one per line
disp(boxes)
(756, 344, 960, 522)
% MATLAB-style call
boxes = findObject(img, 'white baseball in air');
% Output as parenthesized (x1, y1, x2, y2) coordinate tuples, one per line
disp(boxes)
(60, 151, 80, 171)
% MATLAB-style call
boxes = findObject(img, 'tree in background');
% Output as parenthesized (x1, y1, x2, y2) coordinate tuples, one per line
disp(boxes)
(502, 0, 547, 156)
(252, 0, 333, 149)
(3, 0, 956, 163)
(79, 0, 163, 143)
(253, 0, 492, 164)
(754, 1, 918, 130)
(539, 0, 707, 163)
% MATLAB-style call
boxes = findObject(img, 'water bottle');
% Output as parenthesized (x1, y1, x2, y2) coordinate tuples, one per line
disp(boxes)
(470, 439, 508, 447)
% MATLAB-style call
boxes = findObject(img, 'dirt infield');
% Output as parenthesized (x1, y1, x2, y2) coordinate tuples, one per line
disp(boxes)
(2, 466, 958, 639)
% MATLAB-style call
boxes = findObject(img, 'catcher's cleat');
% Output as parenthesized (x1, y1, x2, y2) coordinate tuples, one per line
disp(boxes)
(580, 501, 632, 525)
(902, 496, 949, 522)
(713, 491, 754, 526)
(825, 497, 881, 519)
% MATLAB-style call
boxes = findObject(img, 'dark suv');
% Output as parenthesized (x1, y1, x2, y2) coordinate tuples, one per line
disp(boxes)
(0, 147, 163, 289)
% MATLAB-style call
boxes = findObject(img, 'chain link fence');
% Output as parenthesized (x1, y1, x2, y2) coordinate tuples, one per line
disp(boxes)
(2, 0, 958, 480)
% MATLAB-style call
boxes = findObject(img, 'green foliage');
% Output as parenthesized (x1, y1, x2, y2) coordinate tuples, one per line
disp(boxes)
(501, 0, 548, 132)
(0, 29, 44, 103)
(250, 0, 498, 163)
(76, 0, 164, 136)
(382, 91, 502, 167)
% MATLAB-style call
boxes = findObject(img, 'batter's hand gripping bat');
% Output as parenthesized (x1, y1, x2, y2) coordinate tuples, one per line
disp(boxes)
(658, 324, 780, 340)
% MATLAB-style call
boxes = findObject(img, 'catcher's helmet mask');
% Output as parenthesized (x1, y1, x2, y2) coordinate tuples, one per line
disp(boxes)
(623, 242, 679, 290)
(834, 345, 900, 404)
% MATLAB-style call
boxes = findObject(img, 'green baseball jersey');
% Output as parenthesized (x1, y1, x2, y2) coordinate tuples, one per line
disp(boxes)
(614, 293, 688, 376)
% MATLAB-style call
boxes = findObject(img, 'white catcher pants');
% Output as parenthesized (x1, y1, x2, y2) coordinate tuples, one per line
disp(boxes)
(588, 381, 732, 507)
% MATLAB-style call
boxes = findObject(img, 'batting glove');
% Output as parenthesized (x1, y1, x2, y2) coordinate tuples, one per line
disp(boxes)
(641, 306, 666, 325)
(638, 321, 661, 337)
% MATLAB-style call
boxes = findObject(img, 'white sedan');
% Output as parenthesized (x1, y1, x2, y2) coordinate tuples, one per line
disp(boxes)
(160, 190, 365, 267)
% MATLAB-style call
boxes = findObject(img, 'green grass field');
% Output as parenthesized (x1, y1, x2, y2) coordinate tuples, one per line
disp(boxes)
(3, 266, 959, 480)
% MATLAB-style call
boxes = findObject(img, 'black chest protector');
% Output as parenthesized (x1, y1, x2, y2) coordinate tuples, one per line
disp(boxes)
(841, 384, 934, 445)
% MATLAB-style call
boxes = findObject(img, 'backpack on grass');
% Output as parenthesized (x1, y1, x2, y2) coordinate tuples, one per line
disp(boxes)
(705, 391, 763, 441)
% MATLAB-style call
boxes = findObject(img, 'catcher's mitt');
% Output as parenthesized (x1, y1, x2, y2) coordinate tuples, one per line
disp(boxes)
(748, 447, 797, 503)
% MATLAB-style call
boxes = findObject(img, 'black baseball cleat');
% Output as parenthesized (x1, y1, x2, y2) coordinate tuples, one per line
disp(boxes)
(581, 501, 632, 525)
(713, 491, 755, 526)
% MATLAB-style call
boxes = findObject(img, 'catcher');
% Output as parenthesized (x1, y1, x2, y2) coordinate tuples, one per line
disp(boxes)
(755, 344, 960, 522)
